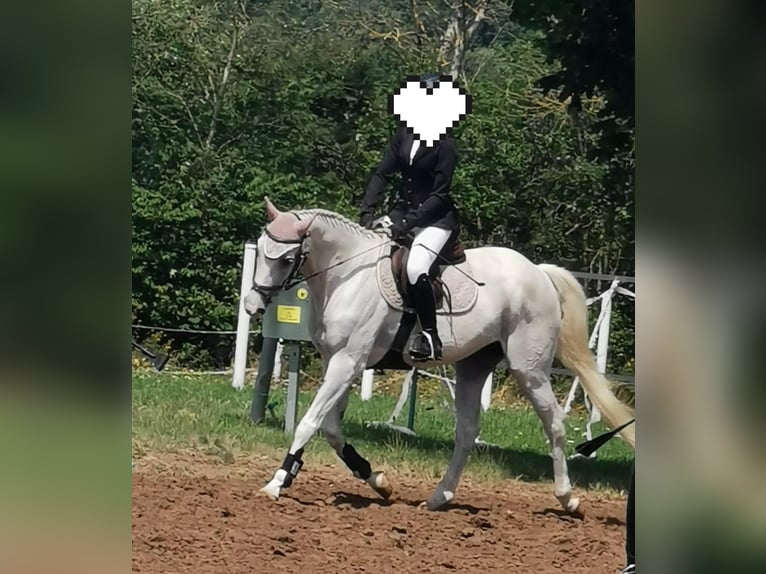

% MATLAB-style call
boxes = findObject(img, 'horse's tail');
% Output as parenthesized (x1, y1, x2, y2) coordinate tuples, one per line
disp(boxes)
(538, 264, 635, 449)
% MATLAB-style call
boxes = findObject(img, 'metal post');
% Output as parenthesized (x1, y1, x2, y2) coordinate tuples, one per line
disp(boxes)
(250, 337, 279, 424)
(284, 343, 302, 434)
(406, 369, 418, 432)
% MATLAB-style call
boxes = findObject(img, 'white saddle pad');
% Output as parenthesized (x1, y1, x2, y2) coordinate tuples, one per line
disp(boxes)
(375, 248, 479, 315)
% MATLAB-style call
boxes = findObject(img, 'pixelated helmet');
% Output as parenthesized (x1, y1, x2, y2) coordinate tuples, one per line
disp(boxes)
(420, 73, 442, 93)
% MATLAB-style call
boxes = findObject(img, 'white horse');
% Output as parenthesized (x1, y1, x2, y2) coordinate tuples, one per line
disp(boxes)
(244, 198, 635, 513)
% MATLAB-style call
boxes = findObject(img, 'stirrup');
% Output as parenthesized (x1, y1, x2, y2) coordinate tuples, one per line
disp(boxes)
(409, 331, 441, 361)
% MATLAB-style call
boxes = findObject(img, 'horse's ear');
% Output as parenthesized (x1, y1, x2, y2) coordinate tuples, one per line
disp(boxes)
(264, 196, 281, 222)
(293, 217, 313, 237)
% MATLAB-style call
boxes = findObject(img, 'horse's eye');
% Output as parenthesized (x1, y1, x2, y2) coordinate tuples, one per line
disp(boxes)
(282, 256, 295, 265)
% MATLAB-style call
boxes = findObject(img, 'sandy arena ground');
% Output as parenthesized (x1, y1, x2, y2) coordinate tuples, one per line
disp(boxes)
(132, 453, 627, 573)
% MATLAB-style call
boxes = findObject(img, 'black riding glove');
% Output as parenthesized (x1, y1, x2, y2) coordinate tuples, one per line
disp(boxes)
(359, 211, 374, 228)
(390, 214, 417, 241)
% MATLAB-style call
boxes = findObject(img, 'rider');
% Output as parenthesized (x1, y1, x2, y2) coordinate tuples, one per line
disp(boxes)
(358, 73, 460, 362)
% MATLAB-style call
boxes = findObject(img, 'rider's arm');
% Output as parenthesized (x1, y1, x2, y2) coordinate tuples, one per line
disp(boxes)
(360, 128, 402, 215)
(409, 137, 457, 228)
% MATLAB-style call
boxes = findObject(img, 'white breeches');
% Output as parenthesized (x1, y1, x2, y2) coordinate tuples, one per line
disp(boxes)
(406, 226, 452, 284)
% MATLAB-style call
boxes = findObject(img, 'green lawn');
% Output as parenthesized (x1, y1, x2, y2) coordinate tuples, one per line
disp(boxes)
(132, 372, 633, 492)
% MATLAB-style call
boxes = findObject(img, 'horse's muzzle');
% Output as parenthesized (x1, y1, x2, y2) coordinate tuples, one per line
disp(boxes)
(244, 291, 266, 316)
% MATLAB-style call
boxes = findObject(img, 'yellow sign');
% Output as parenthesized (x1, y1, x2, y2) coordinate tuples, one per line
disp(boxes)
(277, 305, 301, 324)
(296, 288, 309, 301)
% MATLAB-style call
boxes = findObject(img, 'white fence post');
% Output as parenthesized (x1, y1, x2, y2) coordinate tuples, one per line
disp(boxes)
(232, 241, 258, 390)
(272, 341, 284, 383)
(585, 280, 619, 436)
(480, 372, 493, 412)
(361, 369, 375, 401)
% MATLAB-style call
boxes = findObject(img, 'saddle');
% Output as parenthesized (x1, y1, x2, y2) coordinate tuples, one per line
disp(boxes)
(369, 236, 477, 371)
(390, 238, 466, 310)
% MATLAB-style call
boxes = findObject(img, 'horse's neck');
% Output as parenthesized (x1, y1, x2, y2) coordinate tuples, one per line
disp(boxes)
(305, 226, 377, 274)
(302, 217, 381, 300)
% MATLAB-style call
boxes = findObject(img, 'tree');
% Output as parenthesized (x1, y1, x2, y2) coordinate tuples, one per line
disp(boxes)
(131, 0, 635, 369)
(515, 0, 635, 157)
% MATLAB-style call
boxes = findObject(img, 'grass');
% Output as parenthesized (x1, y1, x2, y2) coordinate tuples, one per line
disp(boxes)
(132, 371, 633, 492)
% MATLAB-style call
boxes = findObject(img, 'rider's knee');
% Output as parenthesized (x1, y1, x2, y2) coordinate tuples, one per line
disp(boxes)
(406, 253, 430, 284)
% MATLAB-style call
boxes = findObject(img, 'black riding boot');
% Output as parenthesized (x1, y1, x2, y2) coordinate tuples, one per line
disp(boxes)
(407, 274, 442, 361)
(625, 463, 635, 568)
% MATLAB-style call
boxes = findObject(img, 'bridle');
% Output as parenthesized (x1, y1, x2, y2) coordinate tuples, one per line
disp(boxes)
(251, 226, 310, 301)
(251, 213, 393, 302)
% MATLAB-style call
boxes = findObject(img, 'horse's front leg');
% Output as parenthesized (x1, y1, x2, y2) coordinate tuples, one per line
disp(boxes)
(260, 351, 359, 500)
(320, 387, 393, 500)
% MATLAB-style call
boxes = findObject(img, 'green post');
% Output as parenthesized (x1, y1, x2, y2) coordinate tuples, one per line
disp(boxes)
(284, 343, 302, 434)
(250, 336, 279, 424)
(407, 369, 418, 432)
(258, 280, 313, 434)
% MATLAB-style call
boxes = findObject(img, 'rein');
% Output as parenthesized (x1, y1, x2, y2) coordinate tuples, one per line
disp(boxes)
(253, 221, 392, 296)
(298, 239, 393, 285)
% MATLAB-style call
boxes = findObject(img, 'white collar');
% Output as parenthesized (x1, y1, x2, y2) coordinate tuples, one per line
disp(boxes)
(409, 139, 420, 165)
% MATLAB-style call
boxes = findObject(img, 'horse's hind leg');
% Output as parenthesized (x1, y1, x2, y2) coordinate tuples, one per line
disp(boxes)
(507, 329, 580, 513)
(320, 387, 393, 500)
(513, 366, 579, 512)
(426, 344, 501, 510)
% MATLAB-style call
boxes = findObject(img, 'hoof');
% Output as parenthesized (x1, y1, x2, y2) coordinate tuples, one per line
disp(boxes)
(260, 478, 283, 500)
(367, 471, 393, 500)
(425, 490, 454, 511)
(567, 497, 584, 518)
(557, 492, 583, 517)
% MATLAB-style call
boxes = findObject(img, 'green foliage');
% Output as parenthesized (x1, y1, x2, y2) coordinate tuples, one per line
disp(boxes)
(132, 0, 634, 370)
(514, 0, 635, 187)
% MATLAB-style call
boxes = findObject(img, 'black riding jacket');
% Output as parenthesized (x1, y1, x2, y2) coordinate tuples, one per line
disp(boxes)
(361, 126, 459, 232)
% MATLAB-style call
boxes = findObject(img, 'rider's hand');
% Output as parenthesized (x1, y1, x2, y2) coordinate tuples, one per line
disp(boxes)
(389, 215, 416, 240)
(359, 211, 374, 229)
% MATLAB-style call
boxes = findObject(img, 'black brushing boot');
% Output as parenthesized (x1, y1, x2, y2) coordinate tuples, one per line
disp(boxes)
(407, 274, 442, 361)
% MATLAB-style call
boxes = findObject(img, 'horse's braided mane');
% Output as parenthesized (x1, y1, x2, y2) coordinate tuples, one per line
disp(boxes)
(291, 208, 381, 239)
